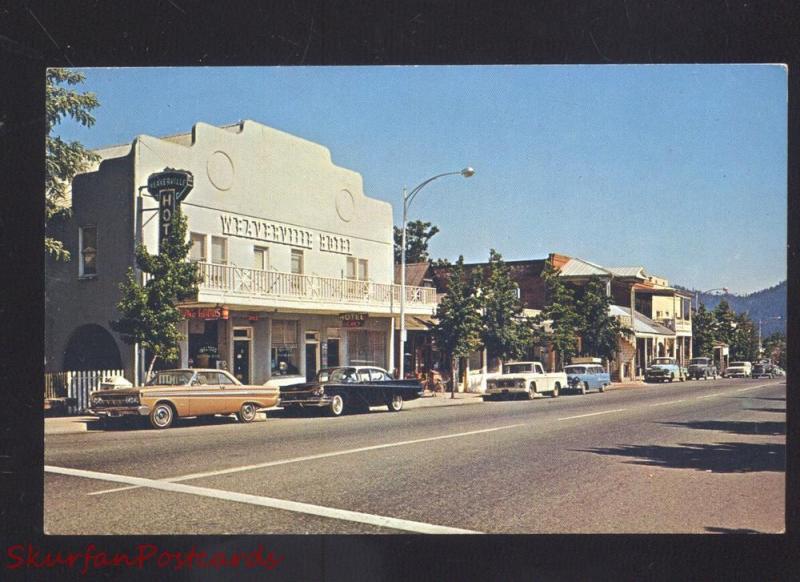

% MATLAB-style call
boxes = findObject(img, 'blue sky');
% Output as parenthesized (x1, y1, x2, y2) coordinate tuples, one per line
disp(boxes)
(55, 65, 787, 294)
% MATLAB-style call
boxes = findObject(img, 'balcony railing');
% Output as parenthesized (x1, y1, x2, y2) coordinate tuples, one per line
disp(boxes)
(655, 317, 693, 333)
(192, 262, 438, 309)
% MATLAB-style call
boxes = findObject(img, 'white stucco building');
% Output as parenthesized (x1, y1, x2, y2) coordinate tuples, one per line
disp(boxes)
(45, 120, 438, 384)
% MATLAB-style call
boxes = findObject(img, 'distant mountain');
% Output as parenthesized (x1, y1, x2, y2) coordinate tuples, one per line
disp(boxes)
(676, 281, 786, 337)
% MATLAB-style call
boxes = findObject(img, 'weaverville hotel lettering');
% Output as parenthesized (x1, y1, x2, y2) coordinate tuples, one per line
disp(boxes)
(220, 213, 351, 254)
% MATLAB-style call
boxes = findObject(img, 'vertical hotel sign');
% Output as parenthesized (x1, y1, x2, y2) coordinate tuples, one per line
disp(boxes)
(147, 169, 194, 251)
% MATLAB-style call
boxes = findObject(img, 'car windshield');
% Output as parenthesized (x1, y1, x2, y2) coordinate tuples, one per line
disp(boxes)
(504, 364, 533, 374)
(147, 371, 194, 386)
(317, 368, 357, 383)
(730, 362, 747, 367)
(689, 358, 709, 365)
(653, 358, 673, 365)
(564, 366, 586, 374)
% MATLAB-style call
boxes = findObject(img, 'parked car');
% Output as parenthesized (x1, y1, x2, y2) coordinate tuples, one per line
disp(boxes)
(564, 364, 610, 394)
(278, 366, 423, 416)
(723, 361, 752, 378)
(751, 363, 776, 379)
(686, 357, 718, 380)
(484, 361, 567, 400)
(644, 357, 686, 383)
(87, 368, 280, 429)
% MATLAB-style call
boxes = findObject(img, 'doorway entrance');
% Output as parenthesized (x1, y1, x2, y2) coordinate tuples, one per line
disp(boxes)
(233, 327, 253, 383)
(305, 331, 320, 381)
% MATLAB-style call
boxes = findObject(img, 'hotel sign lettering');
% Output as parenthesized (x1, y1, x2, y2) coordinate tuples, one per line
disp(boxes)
(181, 307, 229, 320)
(147, 169, 194, 250)
(340, 313, 367, 328)
(219, 212, 351, 254)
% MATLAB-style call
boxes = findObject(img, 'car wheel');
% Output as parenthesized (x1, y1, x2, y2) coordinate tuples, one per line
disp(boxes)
(552, 384, 560, 398)
(599, 383, 606, 393)
(669, 374, 674, 383)
(237, 402, 258, 423)
(387, 393, 403, 412)
(327, 394, 345, 417)
(149, 402, 174, 429)
(581, 382, 588, 395)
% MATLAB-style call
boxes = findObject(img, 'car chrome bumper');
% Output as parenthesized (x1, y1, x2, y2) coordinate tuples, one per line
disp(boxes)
(485, 388, 527, 395)
(279, 396, 331, 407)
(88, 405, 151, 417)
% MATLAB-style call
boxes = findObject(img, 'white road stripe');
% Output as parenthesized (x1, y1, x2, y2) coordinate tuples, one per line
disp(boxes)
(89, 423, 525, 496)
(649, 400, 686, 407)
(47, 465, 480, 534)
(558, 408, 627, 421)
(696, 394, 718, 399)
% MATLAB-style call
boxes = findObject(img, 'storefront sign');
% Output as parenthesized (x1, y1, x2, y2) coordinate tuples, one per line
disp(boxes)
(340, 312, 367, 328)
(218, 211, 352, 254)
(181, 307, 229, 320)
(147, 169, 194, 249)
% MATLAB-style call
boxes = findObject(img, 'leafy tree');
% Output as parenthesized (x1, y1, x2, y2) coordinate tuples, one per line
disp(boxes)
(692, 303, 718, 357)
(394, 220, 440, 263)
(712, 300, 737, 346)
(575, 276, 624, 363)
(539, 261, 580, 369)
(475, 249, 539, 362)
(46, 68, 100, 260)
(762, 331, 786, 368)
(730, 312, 759, 362)
(111, 208, 201, 379)
(431, 256, 482, 398)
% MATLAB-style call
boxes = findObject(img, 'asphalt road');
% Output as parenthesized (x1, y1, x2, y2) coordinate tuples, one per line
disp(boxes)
(44, 377, 786, 535)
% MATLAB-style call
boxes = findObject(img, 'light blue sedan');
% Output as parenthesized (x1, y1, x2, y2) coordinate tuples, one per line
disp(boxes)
(564, 364, 611, 394)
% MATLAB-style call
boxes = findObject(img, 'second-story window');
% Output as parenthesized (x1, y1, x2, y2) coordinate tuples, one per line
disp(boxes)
(211, 236, 227, 265)
(254, 246, 269, 270)
(79, 226, 97, 277)
(291, 249, 304, 274)
(346, 257, 368, 280)
(189, 233, 206, 262)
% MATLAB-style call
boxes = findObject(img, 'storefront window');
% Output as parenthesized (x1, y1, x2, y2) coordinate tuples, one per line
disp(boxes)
(347, 329, 386, 368)
(271, 319, 299, 375)
(188, 320, 219, 368)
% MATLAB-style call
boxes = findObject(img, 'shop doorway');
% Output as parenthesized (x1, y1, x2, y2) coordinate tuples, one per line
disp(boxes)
(305, 331, 320, 381)
(233, 327, 252, 384)
(326, 338, 340, 367)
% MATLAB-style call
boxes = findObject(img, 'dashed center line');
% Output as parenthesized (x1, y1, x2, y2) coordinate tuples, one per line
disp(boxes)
(649, 399, 686, 407)
(558, 408, 627, 421)
(47, 465, 481, 534)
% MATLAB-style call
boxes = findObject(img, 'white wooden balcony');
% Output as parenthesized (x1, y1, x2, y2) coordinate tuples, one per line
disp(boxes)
(655, 317, 693, 335)
(189, 262, 438, 315)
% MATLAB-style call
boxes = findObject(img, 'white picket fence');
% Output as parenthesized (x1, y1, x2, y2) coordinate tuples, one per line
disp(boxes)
(45, 369, 126, 414)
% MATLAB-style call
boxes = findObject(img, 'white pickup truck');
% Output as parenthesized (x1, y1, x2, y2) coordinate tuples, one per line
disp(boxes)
(483, 361, 568, 401)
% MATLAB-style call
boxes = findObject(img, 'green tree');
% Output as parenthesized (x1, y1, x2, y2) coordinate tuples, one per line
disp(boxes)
(475, 249, 538, 362)
(46, 68, 100, 260)
(111, 208, 201, 379)
(394, 220, 440, 263)
(692, 303, 718, 357)
(575, 276, 624, 363)
(730, 312, 759, 362)
(712, 300, 737, 346)
(431, 256, 482, 398)
(539, 261, 580, 369)
(762, 331, 786, 368)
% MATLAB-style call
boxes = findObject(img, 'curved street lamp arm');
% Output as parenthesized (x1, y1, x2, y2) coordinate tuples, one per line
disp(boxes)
(405, 171, 465, 208)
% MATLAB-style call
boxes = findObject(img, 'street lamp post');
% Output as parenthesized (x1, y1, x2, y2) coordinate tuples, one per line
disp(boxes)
(758, 316, 783, 358)
(399, 167, 475, 380)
